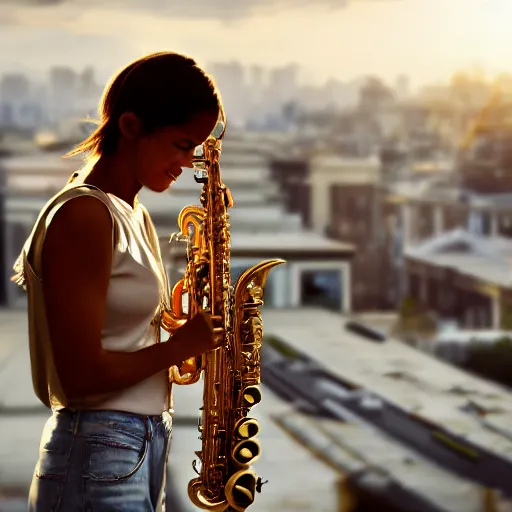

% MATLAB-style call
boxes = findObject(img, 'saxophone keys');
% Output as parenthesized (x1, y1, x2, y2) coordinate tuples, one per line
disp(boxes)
(209, 315, 225, 340)
(256, 478, 268, 493)
(224, 187, 234, 208)
(209, 314, 223, 324)
(180, 358, 199, 374)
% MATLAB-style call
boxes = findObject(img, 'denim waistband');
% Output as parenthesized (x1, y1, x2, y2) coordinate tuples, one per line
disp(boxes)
(54, 407, 172, 440)
(58, 407, 167, 422)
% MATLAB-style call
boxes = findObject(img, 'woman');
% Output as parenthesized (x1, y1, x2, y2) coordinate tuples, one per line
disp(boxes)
(12, 51, 221, 511)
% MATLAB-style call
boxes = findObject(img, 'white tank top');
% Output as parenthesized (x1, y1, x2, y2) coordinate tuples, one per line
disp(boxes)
(13, 183, 171, 416)
(93, 192, 170, 415)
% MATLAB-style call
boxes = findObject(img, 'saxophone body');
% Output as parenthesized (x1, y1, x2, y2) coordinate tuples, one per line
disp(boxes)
(161, 112, 284, 511)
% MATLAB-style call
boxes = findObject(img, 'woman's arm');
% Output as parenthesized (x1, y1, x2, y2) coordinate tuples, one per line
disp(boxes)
(41, 195, 213, 403)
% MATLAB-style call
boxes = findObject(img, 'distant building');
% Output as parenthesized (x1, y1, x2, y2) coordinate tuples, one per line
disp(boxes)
(404, 228, 512, 330)
(298, 154, 388, 311)
(269, 158, 310, 228)
(0, 73, 43, 130)
(1, 131, 355, 313)
(434, 329, 512, 365)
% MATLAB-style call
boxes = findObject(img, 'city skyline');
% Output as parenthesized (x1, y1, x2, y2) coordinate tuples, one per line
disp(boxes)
(1, 0, 512, 90)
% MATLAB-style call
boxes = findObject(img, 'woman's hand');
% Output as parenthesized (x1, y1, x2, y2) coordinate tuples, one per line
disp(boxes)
(168, 311, 219, 360)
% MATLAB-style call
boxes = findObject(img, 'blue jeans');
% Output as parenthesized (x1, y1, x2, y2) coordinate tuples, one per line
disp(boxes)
(28, 408, 173, 511)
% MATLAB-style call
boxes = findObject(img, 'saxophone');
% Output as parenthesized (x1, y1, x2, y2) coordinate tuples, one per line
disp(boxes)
(161, 109, 285, 511)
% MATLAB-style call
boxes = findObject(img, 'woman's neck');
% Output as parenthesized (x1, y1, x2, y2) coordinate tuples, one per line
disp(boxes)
(82, 153, 142, 208)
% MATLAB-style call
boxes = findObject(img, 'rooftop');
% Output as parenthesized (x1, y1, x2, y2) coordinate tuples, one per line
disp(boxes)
(437, 330, 512, 345)
(262, 308, 512, 459)
(1, 152, 80, 173)
(152, 205, 304, 231)
(162, 230, 354, 257)
(385, 175, 512, 212)
(275, 412, 483, 512)
(1, 307, 510, 509)
(408, 252, 510, 287)
(229, 231, 354, 253)
(405, 228, 512, 287)
(385, 176, 460, 204)
(310, 154, 380, 170)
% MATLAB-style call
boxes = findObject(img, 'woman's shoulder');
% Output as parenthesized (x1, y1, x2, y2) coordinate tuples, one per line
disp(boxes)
(45, 185, 118, 249)
(13, 183, 117, 286)
(50, 187, 113, 226)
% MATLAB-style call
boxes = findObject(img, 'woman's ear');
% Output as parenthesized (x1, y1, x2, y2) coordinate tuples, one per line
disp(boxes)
(118, 112, 143, 140)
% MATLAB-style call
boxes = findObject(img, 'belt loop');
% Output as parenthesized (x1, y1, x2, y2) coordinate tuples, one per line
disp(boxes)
(144, 416, 153, 442)
(73, 410, 81, 435)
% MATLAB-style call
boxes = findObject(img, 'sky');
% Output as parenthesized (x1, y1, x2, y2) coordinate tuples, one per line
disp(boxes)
(1, 0, 512, 89)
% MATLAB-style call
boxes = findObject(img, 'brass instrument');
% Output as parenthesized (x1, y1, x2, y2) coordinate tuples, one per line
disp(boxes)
(161, 109, 285, 511)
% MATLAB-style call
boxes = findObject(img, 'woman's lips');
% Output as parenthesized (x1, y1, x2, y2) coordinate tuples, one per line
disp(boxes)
(165, 169, 181, 181)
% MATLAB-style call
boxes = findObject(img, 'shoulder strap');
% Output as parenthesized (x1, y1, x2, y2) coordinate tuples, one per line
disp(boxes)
(12, 184, 118, 288)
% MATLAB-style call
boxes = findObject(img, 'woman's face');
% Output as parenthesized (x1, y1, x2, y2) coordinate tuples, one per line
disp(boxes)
(133, 110, 219, 193)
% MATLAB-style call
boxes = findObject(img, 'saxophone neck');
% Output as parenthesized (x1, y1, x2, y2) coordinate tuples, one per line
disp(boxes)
(192, 113, 226, 185)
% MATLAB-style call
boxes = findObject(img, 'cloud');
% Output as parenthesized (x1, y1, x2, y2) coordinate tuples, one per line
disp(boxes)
(0, 7, 20, 24)
(0, 0, 407, 86)
(0, 0, 395, 22)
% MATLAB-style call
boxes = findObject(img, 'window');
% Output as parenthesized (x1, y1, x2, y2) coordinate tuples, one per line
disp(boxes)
(300, 269, 342, 311)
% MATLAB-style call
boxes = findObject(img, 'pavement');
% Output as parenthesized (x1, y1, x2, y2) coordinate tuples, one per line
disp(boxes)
(0, 308, 341, 512)
(0, 309, 46, 511)
(170, 383, 339, 512)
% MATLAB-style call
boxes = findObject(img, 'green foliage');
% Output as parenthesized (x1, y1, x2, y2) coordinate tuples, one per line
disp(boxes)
(264, 335, 301, 360)
(500, 301, 512, 330)
(392, 296, 437, 340)
(399, 296, 418, 317)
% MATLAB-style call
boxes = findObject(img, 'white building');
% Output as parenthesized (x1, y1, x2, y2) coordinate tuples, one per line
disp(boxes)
(2, 132, 354, 312)
(308, 154, 381, 234)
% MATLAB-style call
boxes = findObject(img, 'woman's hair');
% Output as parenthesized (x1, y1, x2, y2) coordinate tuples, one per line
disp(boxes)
(67, 52, 221, 159)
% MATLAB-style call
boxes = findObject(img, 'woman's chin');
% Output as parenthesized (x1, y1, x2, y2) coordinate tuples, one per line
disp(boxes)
(146, 178, 175, 193)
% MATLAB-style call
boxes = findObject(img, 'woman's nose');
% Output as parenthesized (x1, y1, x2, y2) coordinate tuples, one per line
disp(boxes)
(180, 152, 194, 168)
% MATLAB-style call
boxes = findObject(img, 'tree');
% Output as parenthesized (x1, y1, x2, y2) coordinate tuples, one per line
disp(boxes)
(501, 300, 512, 330)
(391, 296, 437, 346)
